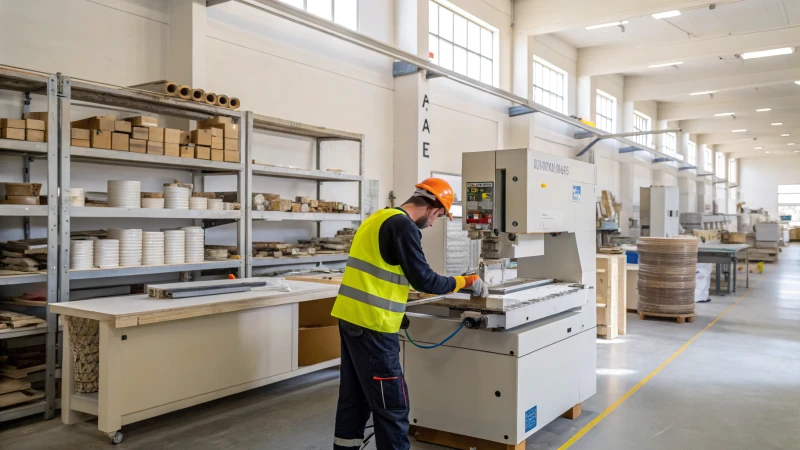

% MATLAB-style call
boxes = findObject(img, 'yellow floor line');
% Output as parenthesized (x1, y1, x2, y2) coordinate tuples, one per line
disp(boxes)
(558, 277, 764, 450)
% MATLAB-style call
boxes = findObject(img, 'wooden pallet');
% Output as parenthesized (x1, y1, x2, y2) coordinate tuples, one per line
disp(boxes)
(410, 426, 525, 450)
(638, 311, 695, 324)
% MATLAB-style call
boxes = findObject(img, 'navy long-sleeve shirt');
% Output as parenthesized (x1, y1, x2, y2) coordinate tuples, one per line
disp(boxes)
(377, 208, 456, 294)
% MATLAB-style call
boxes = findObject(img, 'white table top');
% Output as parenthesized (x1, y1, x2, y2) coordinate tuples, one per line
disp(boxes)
(697, 242, 749, 252)
(50, 280, 339, 328)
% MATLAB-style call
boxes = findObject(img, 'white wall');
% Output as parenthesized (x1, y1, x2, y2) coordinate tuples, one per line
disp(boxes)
(740, 156, 800, 218)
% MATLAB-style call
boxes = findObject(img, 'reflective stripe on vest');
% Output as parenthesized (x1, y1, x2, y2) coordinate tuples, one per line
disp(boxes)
(331, 208, 410, 333)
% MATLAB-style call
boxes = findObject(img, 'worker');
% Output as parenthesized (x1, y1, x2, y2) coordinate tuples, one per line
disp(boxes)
(331, 177, 489, 450)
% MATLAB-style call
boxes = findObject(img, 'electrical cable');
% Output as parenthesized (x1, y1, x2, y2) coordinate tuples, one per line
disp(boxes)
(359, 432, 375, 450)
(404, 320, 466, 349)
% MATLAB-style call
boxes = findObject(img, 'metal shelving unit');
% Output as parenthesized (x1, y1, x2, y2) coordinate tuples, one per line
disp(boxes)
(0, 67, 59, 422)
(59, 75, 247, 297)
(245, 112, 364, 277)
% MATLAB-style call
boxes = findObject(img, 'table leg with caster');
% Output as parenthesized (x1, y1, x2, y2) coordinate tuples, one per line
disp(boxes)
(98, 321, 123, 443)
(108, 431, 123, 445)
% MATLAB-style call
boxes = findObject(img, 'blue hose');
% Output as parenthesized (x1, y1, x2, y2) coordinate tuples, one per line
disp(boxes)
(404, 321, 466, 349)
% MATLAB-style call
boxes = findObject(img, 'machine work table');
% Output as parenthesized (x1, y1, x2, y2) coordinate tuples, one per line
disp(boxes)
(697, 242, 749, 295)
(50, 280, 341, 444)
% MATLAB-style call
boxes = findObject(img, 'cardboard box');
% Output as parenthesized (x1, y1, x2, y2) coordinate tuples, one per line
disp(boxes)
(164, 128, 182, 144)
(72, 116, 115, 131)
(211, 148, 224, 161)
(197, 116, 232, 128)
(192, 129, 212, 146)
(298, 298, 339, 366)
(114, 120, 132, 134)
(147, 141, 164, 155)
(224, 138, 238, 151)
(1, 128, 25, 140)
(26, 129, 45, 142)
(71, 139, 90, 148)
(132, 126, 149, 140)
(179, 131, 191, 145)
(111, 132, 129, 151)
(211, 135, 223, 149)
(125, 116, 158, 127)
(209, 128, 223, 138)
(223, 150, 240, 163)
(180, 145, 194, 159)
(164, 143, 180, 157)
(24, 112, 49, 121)
(24, 119, 45, 131)
(211, 123, 239, 139)
(148, 127, 165, 142)
(1, 119, 26, 129)
(130, 139, 147, 154)
(90, 130, 112, 149)
(71, 128, 91, 140)
(195, 146, 211, 160)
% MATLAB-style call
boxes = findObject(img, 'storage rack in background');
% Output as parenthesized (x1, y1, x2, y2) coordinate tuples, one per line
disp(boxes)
(245, 112, 364, 277)
(0, 68, 60, 421)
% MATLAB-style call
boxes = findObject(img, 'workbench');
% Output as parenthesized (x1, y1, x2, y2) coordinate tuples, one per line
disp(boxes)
(697, 243, 749, 295)
(50, 280, 339, 443)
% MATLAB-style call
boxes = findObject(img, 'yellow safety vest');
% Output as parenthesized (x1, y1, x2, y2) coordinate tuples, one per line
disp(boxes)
(331, 208, 410, 333)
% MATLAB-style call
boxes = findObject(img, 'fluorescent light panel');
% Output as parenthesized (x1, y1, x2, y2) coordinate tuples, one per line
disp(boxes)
(755, 147, 763, 150)
(740, 47, 794, 60)
(690, 91, 716, 96)
(772, 123, 783, 126)
(732, 129, 747, 133)
(790, 143, 796, 146)
(766, 151, 771, 153)
(756, 108, 772, 112)
(782, 134, 791, 137)
(652, 10, 681, 19)
(649, 61, 683, 68)
(796, 81, 800, 85)
(586, 20, 629, 30)
(715, 112, 735, 116)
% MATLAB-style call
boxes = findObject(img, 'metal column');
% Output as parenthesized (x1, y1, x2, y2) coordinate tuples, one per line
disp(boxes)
(244, 111, 254, 277)
(43, 75, 60, 420)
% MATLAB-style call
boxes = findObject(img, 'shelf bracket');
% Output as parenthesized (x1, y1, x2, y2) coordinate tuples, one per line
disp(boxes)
(576, 138, 601, 157)
(23, 91, 31, 116)
(679, 165, 697, 171)
(508, 106, 537, 117)
(202, 219, 238, 229)
(619, 146, 644, 154)
(652, 157, 670, 164)
(23, 156, 33, 239)
(392, 61, 419, 78)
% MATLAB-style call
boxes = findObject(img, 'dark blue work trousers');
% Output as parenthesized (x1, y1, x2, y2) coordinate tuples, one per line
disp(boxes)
(333, 319, 410, 450)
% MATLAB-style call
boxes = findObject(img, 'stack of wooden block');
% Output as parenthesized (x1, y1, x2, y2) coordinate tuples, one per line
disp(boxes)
(70, 115, 196, 158)
(253, 228, 355, 259)
(0, 118, 45, 142)
(252, 193, 357, 214)
(0, 338, 46, 411)
(194, 116, 239, 163)
(0, 239, 48, 274)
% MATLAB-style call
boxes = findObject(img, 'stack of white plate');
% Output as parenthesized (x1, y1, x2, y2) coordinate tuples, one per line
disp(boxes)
(69, 188, 85, 207)
(107, 181, 141, 208)
(94, 239, 120, 269)
(183, 227, 205, 263)
(141, 197, 165, 209)
(164, 229, 186, 264)
(142, 231, 165, 266)
(207, 199, 223, 210)
(70, 240, 94, 270)
(108, 228, 142, 267)
(164, 186, 191, 209)
(223, 202, 234, 210)
(189, 196, 208, 210)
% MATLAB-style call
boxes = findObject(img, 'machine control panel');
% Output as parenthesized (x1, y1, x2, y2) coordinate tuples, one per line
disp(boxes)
(466, 182, 493, 230)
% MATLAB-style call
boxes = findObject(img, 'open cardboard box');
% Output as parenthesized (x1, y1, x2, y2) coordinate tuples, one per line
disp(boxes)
(298, 297, 340, 366)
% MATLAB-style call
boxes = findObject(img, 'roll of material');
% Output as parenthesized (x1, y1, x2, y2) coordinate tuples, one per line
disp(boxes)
(164, 229, 186, 265)
(142, 197, 165, 209)
(177, 85, 192, 99)
(94, 239, 120, 269)
(129, 81, 179, 96)
(228, 97, 240, 110)
(637, 237, 698, 315)
(208, 199, 223, 210)
(142, 231, 165, 266)
(182, 226, 205, 263)
(191, 88, 206, 102)
(107, 180, 141, 208)
(164, 186, 191, 210)
(204, 92, 218, 105)
(216, 95, 230, 108)
(69, 188, 86, 207)
(70, 240, 94, 270)
(109, 228, 143, 267)
(189, 196, 208, 210)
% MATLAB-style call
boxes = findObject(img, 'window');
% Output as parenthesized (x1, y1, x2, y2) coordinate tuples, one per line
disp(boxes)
(279, 0, 358, 30)
(688, 141, 697, 166)
(728, 158, 737, 184)
(595, 90, 616, 133)
(703, 147, 713, 172)
(663, 132, 677, 157)
(532, 56, 567, 114)
(429, 1, 494, 85)
(632, 111, 652, 147)
(716, 152, 725, 178)
(778, 185, 800, 226)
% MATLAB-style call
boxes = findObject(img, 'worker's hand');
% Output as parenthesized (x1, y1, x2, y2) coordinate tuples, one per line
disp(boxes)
(470, 277, 489, 298)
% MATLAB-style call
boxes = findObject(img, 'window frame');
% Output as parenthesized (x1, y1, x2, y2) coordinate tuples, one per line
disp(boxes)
(728, 158, 737, 184)
(632, 110, 652, 148)
(278, 0, 358, 30)
(532, 55, 568, 114)
(595, 89, 616, 133)
(715, 151, 726, 178)
(687, 141, 697, 166)
(663, 132, 677, 157)
(778, 185, 800, 226)
(429, 0, 497, 86)
(703, 147, 713, 172)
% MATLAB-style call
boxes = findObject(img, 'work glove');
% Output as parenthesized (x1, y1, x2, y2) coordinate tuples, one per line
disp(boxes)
(455, 275, 489, 298)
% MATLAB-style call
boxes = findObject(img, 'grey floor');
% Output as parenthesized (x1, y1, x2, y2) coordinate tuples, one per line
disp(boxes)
(2, 246, 799, 449)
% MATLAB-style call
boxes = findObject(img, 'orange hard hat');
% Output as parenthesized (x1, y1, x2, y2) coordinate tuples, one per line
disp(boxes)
(415, 177, 455, 220)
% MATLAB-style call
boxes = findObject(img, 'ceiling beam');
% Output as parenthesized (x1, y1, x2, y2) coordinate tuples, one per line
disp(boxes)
(578, 25, 800, 77)
(659, 94, 800, 121)
(682, 116, 800, 134)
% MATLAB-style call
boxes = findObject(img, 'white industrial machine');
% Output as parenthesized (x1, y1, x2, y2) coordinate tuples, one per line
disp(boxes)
(640, 186, 680, 237)
(401, 149, 596, 446)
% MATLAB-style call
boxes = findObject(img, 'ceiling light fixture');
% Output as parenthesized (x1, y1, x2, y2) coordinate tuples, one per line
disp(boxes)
(652, 10, 681, 19)
(756, 108, 772, 112)
(755, 147, 763, 150)
(733, 129, 747, 133)
(772, 123, 783, 126)
(740, 47, 794, 60)
(790, 143, 796, 146)
(715, 112, 735, 117)
(781, 134, 791, 137)
(796, 81, 800, 85)
(586, 20, 629, 30)
(766, 151, 771, 154)
(649, 61, 683, 68)
(690, 91, 716, 96)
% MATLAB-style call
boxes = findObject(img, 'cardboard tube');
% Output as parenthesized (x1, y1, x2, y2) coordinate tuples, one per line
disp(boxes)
(191, 88, 206, 102)
(228, 97, 241, 110)
(129, 81, 179, 96)
(177, 85, 192, 99)
(205, 92, 218, 105)
(216, 95, 229, 108)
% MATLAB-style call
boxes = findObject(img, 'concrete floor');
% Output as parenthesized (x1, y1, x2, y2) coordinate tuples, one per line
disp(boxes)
(2, 246, 799, 449)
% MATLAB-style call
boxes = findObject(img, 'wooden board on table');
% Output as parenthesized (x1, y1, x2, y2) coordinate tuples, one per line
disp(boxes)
(0, 389, 44, 408)
(0, 377, 31, 395)
(284, 274, 343, 285)
(410, 426, 525, 450)
(0, 298, 46, 307)
(596, 254, 627, 339)
(0, 364, 46, 379)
